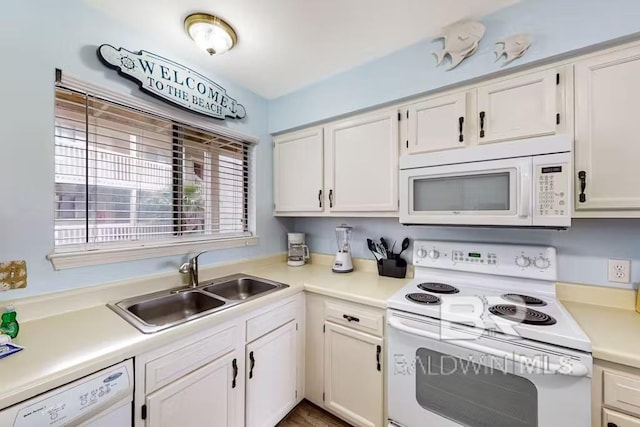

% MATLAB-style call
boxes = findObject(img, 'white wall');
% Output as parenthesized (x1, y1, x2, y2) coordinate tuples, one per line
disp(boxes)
(0, 1, 290, 300)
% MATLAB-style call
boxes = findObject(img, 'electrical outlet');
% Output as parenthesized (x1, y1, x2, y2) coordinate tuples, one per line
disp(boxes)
(0, 260, 27, 291)
(608, 259, 631, 284)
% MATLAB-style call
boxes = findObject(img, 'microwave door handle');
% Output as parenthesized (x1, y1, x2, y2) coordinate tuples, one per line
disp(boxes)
(388, 317, 589, 377)
(519, 165, 532, 218)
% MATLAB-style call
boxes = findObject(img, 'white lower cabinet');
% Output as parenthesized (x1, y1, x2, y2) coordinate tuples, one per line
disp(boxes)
(324, 322, 383, 427)
(146, 351, 238, 427)
(135, 294, 303, 427)
(593, 360, 640, 427)
(246, 321, 298, 427)
(306, 293, 385, 427)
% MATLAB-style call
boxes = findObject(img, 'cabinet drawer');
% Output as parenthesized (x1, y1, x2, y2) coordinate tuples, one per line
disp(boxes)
(325, 300, 384, 337)
(145, 326, 236, 394)
(603, 408, 640, 427)
(605, 371, 640, 416)
(247, 299, 297, 343)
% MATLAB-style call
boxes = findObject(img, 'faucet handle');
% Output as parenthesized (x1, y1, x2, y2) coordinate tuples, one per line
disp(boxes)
(179, 262, 190, 274)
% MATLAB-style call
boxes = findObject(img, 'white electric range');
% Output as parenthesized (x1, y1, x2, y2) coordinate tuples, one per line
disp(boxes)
(386, 240, 592, 427)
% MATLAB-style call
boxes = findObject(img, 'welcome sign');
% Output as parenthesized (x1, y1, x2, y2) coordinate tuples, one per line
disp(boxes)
(97, 44, 246, 120)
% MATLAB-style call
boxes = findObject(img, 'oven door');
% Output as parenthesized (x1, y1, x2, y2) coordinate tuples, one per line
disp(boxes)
(386, 311, 591, 427)
(399, 157, 533, 226)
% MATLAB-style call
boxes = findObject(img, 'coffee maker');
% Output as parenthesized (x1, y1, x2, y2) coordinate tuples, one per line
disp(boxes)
(287, 233, 309, 267)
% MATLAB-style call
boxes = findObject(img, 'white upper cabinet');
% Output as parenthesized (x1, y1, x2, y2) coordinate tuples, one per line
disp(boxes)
(477, 69, 560, 144)
(406, 92, 470, 154)
(245, 321, 298, 427)
(574, 45, 640, 213)
(273, 127, 324, 213)
(325, 109, 399, 212)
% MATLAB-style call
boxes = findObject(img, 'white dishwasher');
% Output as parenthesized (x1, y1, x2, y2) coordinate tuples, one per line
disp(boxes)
(0, 359, 133, 426)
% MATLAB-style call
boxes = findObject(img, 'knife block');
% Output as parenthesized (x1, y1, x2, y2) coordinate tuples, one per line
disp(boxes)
(377, 258, 407, 279)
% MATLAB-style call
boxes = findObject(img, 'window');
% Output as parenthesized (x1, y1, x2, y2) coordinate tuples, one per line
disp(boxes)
(50, 83, 255, 268)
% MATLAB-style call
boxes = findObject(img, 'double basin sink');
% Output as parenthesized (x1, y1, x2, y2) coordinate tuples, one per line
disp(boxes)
(109, 274, 288, 333)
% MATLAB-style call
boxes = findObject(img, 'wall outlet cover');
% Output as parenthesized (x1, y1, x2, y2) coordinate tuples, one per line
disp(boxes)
(0, 260, 27, 291)
(607, 259, 631, 284)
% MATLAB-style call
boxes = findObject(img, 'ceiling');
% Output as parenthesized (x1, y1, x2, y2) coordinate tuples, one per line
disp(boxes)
(82, 0, 518, 99)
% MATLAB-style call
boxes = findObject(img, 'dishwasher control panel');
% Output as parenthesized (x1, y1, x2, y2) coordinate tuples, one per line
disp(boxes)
(0, 359, 132, 426)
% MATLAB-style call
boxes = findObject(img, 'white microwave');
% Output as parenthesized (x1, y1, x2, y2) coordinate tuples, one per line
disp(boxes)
(399, 135, 572, 228)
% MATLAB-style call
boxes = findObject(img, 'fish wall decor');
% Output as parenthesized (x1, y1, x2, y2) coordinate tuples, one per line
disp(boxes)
(433, 19, 486, 70)
(494, 34, 533, 66)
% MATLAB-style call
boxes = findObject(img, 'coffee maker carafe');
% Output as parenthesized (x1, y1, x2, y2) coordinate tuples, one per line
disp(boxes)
(287, 233, 309, 267)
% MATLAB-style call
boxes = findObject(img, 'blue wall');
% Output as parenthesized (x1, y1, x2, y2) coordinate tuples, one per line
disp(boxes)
(294, 218, 640, 289)
(269, 0, 640, 133)
(275, 0, 640, 289)
(0, 1, 290, 300)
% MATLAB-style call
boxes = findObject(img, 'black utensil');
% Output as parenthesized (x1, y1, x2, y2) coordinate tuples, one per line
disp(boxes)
(397, 238, 410, 258)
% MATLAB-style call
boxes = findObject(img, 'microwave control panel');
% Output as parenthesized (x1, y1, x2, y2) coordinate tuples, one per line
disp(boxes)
(535, 162, 569, 217)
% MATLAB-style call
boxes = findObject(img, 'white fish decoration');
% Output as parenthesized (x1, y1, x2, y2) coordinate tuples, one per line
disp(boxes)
(494, 34, 533, 66)
(433, 20, 486, 70)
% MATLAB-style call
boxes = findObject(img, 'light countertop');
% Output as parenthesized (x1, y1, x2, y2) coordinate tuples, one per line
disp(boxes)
(0, 258, 407, 409)
(4, 255, 639, 411)
(558, 282, 640, 369)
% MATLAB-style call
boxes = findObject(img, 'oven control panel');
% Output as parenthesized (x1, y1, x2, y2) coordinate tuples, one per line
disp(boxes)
(413, 240, 557, 281)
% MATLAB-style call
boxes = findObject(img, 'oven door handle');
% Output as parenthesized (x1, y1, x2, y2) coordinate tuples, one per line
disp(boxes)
(388, 317, 589, 377)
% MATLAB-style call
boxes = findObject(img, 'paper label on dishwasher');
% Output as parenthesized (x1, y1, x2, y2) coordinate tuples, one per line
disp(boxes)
(13, 363, 131, 426)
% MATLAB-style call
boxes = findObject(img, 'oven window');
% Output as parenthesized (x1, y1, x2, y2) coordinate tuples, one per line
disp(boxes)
(413, 172, 510, 212)
(415, 347, 537, 427)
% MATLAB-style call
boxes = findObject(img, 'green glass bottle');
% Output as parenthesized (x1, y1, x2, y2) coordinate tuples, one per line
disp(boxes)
(0, 306, 19, 339)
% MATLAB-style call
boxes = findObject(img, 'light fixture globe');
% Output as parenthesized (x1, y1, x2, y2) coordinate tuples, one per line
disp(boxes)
(185, 13, 237, 56)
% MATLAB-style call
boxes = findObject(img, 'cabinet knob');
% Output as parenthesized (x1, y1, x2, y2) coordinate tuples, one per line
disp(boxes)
(329, 189, 334, 208)
(458, 116, 464, 143)
(232, 358, 238, 388)
(479, 111, 486, 138)
(318, 189, 323, 208)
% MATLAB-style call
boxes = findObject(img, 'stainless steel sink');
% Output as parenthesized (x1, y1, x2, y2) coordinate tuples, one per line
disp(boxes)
(109, 274, 287, 333)
(127, 291, 225, 326)
(202, 277, 281, 300)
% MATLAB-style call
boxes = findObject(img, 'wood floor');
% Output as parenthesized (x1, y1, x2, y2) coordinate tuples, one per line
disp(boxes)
(277, 400, 352, 427)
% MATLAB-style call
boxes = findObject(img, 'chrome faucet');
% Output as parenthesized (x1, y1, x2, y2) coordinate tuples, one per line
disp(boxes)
(179, 251, 207, 288)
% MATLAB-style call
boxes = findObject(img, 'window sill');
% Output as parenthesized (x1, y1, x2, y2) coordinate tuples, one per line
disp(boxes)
(47, 236, 259, 270)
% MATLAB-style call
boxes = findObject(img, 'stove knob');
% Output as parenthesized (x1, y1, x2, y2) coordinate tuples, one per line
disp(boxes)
(416, 247, 427, 259)
(515, 255, 531, 268)
(534, 256, 551, 269)
(427, 249, 440, 260)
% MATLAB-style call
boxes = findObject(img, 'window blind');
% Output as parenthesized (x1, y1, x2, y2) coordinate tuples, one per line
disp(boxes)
(54, 87, 251, 249)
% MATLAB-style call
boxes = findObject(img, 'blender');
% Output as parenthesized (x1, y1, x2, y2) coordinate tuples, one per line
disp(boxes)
(332, 224, 353, 273)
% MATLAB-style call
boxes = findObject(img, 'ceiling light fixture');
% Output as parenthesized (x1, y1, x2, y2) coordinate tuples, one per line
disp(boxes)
(184, 13, 237, 56)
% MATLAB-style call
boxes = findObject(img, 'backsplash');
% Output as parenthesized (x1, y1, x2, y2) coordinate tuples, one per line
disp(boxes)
(292, 217, 640, 289)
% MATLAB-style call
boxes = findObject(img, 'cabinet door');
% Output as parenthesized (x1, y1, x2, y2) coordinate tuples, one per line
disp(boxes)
(246, 321, 297, 427)
(603, 408, 640, 427)
(575, 46, 640, 212)
(407, 92, 469, 154)
(477, 69, 558, 143)
(273, 127, 324, 212)
(324, 322, 383, 427)
(146, 351, 238, 427)
(325, 109, 399, 212)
